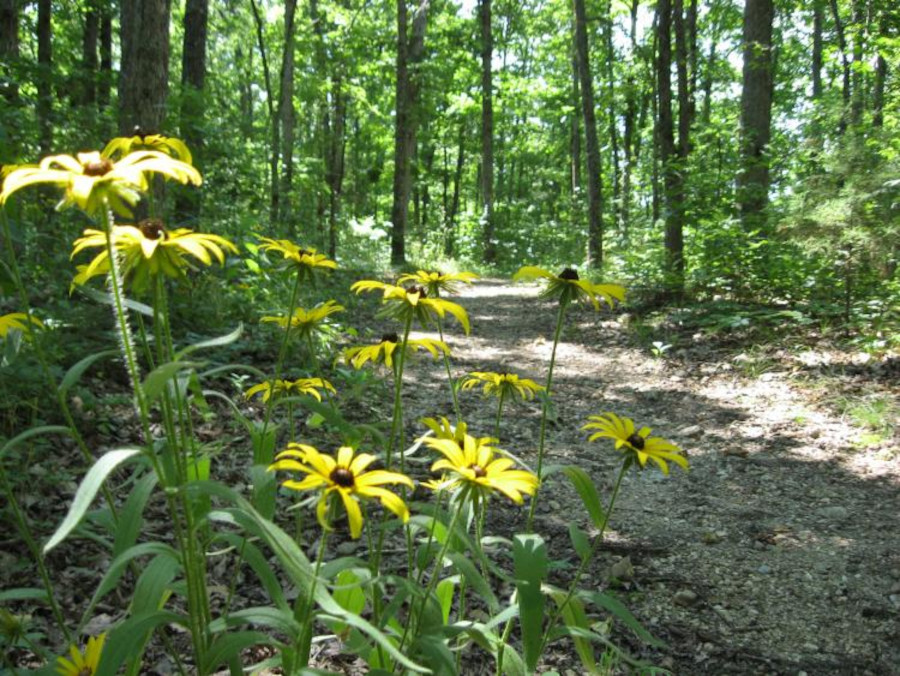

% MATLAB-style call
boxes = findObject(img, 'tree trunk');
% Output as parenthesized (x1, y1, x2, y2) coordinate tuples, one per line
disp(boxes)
(390, 0, 429, 267)
(0, 0, 17, 102)
(248, 0, 277, 221)
(178, 0, 208, 219)
(872, 7, 887, 127)
(98, 6, 112, 109)
(278, 0, 297, 224)
(737, 0, 775, 233)
(37, 0, 52, 153)
(657, 0, 680, 289)
(118, 0, 172, 136)
(81, 0, 99, 107)
(570, 46, 581, 197)
(849, 0, 864, 127)
(328, 75, 346, 258)
(604, 0, 620, 231)
(445, 120, 465, 257)
(829, 0, 851, 132)
(573, 0, 603, 267)
(812, 0, 823, 99)
(480, 0, 495, 263)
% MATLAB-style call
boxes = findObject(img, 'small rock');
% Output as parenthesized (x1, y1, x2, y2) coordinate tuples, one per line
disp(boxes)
(817, 505, 849, 520)
(678, 425, 704, 438)
(609, 556, 634, 582)
(802, 643, 820, 653)
(757, 564, 772, 575)
(673, 589, 699, 606)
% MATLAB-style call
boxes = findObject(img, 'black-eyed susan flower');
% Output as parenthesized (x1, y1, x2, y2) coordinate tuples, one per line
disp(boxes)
(421, 416, 468, 444)
(0, 149, 201, 216)
(260, 300, 344, 340)
(70, 220, 237, 292)
(396, 269, 478, 297)
(56, 633, 106, 676)
(0, 312, 43, 339)
(257, 237, 337, 281)
(423, 432, 538, 505)
(269, 444, 413, 538)
(245, 377, 335, 403)
(351, 280, 471, 334)
(513, 266, 625, 311)
(461, 371, 545, 402)
(582, 412, 689, 475)
(102, 132, 193, 163)
(344, 332, 450, 370)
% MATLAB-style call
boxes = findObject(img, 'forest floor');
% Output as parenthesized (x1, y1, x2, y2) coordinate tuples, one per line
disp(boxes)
(4, 276, 900, 675)
(400, 278, 900, 675)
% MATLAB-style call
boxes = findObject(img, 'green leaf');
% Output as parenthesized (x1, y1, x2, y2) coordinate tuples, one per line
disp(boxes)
(446, 551, 498, 612)
(0, 425, 71, 462)
(79, 286, 154, 317)
(435, 577, 457, 624)
(44, 448, 143, 553)
(132, 554, 178, 615)
(59, 349, 118, 395)
(203, 631, 274, 674)
(175, 323, 243, 361)
(212, 531, 287, 610)
(0, 587, 49, 603)
(331, 569, 367, 635)
(561, 466, 605, 529)
(209, 606, 302, 638)
(567, 523, 591, 560)
(142, 361, 202, 403)
(95, 610, 184, 676)
(545, 587, 595, 672)
(581, 590, 665, 648)
(112, 471, 158, 558)
(513, 534, 549, 672)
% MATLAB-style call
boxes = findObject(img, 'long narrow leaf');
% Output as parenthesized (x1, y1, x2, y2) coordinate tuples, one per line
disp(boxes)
(0, 425, 71, 461)
(561, 466, 605, 529)
(513, 534, 548, 672)
(44, 448, 143, 553)
(175, 323, 243, 361)
(59, 349, 118, 395)
(94, 611, 184, 676)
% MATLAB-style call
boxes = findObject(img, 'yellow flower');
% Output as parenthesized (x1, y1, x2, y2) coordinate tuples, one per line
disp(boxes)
(257, 237, 337, 281)
(102, 133, 193, 164)
(396, 269, 478, 297)
(260, 301, 344, 340)
(1, 149, 201, 216)
(56, 633, 106, 676)
(421, 416, 468, 445)
(269, 444, 413, 538)
(245, 377, 335, 403)
(70, 220, 238, 292)
(582, 412, 689, 475)
(513, 266, 625, 310)
(424, 431, 538, 505)
(0, 312, 44, 339)
(461, 371, 544, 402)
(351, 280, 471, 334)
(344, 332, 450, 369)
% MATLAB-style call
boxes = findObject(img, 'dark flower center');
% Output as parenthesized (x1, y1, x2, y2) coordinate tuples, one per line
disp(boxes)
(469, 464, 487, 478)
(406, 284, 427, 298)
(559, 268, 580, 281)
(626, 433, 646, 450)
(330, 467, 355, 487)
(77, 668, 92, 676)
(138, 218, 166, 240)
(83, 158, 114, 177)
(133, 125, 157, 140)
(381, 332, 400, 344)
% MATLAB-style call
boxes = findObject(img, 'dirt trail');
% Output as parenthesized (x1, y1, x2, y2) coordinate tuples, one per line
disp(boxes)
(411, 279, 900, 675)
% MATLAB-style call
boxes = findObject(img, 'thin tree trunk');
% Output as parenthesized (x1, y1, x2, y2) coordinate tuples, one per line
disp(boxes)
(849, 0, 864, 127)
(118, 0, 172, 136)
(178, 0, 208, 219)
(480, 0, 495, 263)
(872, 8, 887, 127)
(829, 0, 851, 132)
(570, 46, 581, 197)
(81, 0, 99, 106)
(604, 0, 620, 231)
(37, 0, 52, 153)
(737, 0, 775, 232)
(0, 0, 18, 101)
(98, 6, 112, 109)
(390, 0, 429, 267)
(657, 0, 680, 289)
(573, 0, 603, 267)
(445, 120, 465, 257)
(328, 75, 346, 258)
(278, 0, 297, 224)
(248, 0, 278, 222)
(812, 0, 823, 99)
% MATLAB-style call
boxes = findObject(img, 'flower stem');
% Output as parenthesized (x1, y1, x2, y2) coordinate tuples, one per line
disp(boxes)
(494, 390, 506, 443)
(436, 319, 461, 421)
(526, 299, 569, 532)
(386, 313, 414, 471)
(294, 528, 329, 668)
(537, 462, 628, 656)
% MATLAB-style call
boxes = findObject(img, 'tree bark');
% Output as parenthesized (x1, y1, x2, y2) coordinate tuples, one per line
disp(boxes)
(812, 0, 823, 99)
(604, 0, 620, 231)
(573, 0, 603, 267)
(37, 0, 52, 153)
(849, 0, 864, 127)
(0, 0, 18, 102)
(390, 0, 429, 267)
(829, 0, 851, 132)
(98, 6, 112, 109)
(118, 0, 172, 136)
(178, 0, 208, 219)
(445, 120, 465, 257)
(248, 0, 278, 221)
(737, 0, 775, 233)
(480, 0, 496, 263)
(278, 0, 297, 224)
(81, 0, 99, 107)
(872, 7, 887, 127)
(656, 0, 680, 289)
(570, 46, 581, 198)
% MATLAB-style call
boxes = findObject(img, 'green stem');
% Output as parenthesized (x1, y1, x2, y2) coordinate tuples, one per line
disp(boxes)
(525, 299, 569, 532)
(386, 314, 414, 471)
(0, 469, 72, 643)
(305, 331, 338, 414)
(295, 528, 329, 668)
(537, 462, 628, 657)
(261, 268, 304, 440)
(436, 319, 461, 421)
(494, 390, 506, 443)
